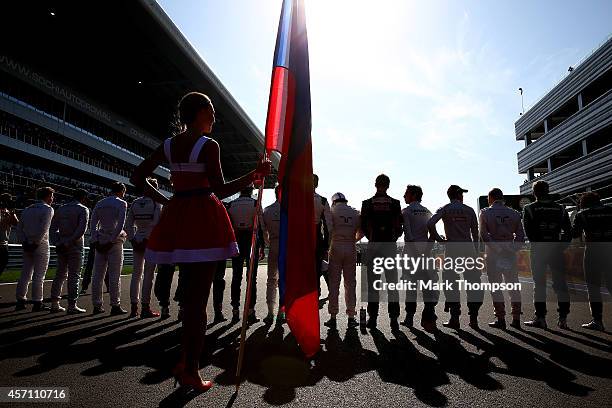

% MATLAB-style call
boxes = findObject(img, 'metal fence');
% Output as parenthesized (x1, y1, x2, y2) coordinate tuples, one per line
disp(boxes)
(1, 124, 133, 178)
(6, 244, 134, 270)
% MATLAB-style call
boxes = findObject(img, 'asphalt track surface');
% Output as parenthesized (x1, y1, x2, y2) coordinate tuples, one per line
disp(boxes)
(0, 267, 611, 408)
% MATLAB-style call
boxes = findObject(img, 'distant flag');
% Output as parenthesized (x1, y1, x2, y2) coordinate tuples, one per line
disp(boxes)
(264, 0, 319, 357)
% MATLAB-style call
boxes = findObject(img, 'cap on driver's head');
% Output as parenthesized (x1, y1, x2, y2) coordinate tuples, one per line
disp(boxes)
(332, 192, 347, 203)
(447, 184, 468, 199)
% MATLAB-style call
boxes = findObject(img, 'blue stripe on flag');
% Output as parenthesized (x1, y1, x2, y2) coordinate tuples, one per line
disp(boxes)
(273, 0, 293, 68)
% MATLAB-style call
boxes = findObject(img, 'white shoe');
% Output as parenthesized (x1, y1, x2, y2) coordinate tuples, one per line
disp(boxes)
(524, 316, 547, 329)
(581, 320, 604, 331)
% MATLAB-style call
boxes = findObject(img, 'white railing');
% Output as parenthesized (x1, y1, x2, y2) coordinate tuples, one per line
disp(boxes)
(0, 124, 133, 178)
(0, 91, 170, 173)
(522, 33, 612, 115)
(6, 244, 133, 270)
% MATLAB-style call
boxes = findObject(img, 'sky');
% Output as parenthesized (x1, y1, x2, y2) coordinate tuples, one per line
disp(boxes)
(157, 0, 612, 211)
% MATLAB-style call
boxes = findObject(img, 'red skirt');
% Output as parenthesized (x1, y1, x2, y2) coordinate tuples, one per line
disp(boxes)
(145, 193, 238, 264)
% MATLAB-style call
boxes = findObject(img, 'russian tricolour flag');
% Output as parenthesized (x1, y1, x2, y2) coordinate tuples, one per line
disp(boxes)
(265, 0, 319, 357)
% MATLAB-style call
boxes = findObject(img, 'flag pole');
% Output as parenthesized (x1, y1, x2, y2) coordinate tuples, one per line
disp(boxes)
(234, 151, 268, 393)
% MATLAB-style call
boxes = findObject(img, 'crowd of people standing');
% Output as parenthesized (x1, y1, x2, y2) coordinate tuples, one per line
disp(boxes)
(1, 91, 611, 394)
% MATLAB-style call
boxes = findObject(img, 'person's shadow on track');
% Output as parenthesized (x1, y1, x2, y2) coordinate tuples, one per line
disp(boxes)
(0, 312, 92, 334)
(2, 315, 127, 366)
(140, 318, 240, 387)
(209, 323, 306, 405)
(205, 323, 376, 406)
(208, 323, 452, 407)
(550, 327, 612, 353)
(408, 327, 501, 392)
(505, 328, 612, 379)
(370, 327, 449, 407)
(10, 318, 178, 377)
(456, 328, 594, 397)
(3, 302, 611, 407)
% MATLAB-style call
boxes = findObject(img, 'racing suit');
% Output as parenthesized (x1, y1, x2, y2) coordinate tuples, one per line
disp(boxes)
(0, 209, 18, 277)
(428, 200, 483, 318)
(263, 200, 281, 314)
(361, 192, 403, 319)
(572, 204, 612, 321)
(315, 192, 333, 294)
(90, 195, 127, 308)
(15, 201, 54, 303)
(402, 201, 438, 321)
(126, 196, 161, 305)
(50, 201, 89, 302)
(227, 195, 264, 311)
(523, 199, 571, 318)
(479, 200, 525, 319)
(328, 202, 361, 317)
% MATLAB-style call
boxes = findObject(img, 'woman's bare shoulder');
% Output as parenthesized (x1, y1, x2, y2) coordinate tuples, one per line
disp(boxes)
(203, 137, 220, 153)
(205, 137, 219, 147)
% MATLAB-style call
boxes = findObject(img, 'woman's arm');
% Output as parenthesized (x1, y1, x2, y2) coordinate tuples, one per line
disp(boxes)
(130, 144, 170, 205)
(204, 140, 270, 200)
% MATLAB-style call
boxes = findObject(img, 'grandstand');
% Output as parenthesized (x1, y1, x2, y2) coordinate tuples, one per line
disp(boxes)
(0, 0, 275, 211)
(515, 36, 612, 202)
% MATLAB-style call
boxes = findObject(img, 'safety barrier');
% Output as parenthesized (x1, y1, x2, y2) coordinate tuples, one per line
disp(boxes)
(6, 244, 133, 270)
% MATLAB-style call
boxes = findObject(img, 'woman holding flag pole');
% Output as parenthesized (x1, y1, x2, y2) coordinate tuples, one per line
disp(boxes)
(130, 92, 271, 392)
